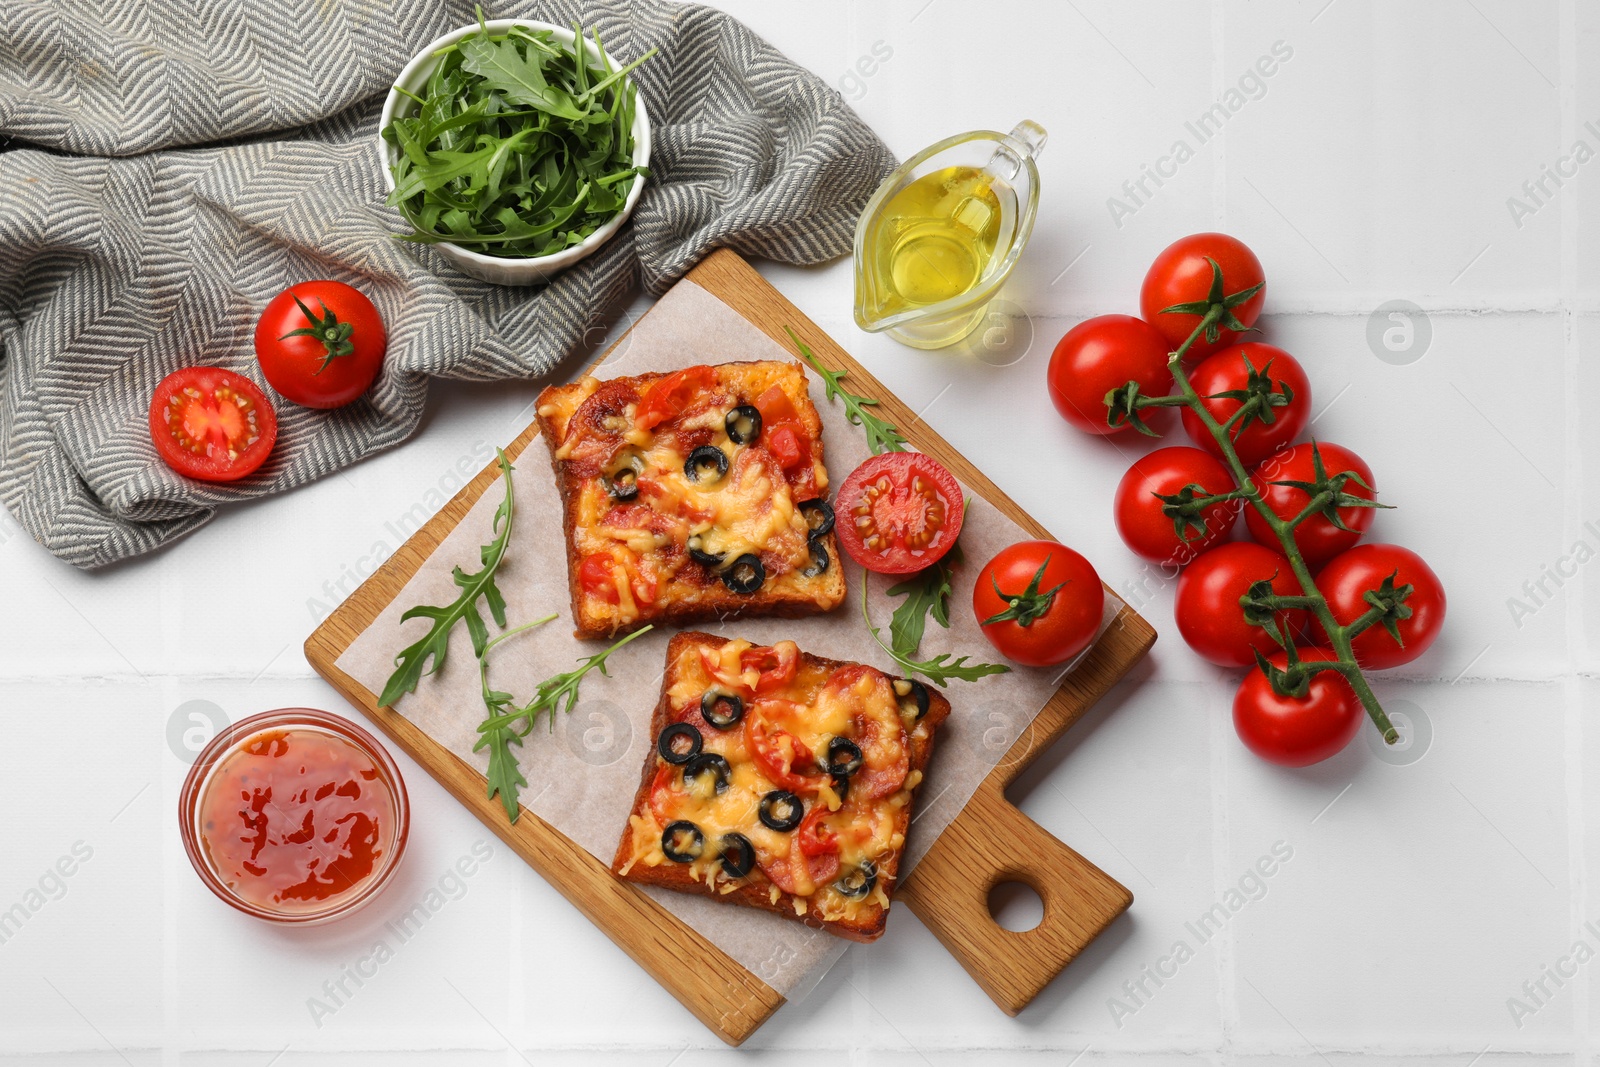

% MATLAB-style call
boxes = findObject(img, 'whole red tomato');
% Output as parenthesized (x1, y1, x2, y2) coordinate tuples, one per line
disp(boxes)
(973, 540, 1105, 667)
(1175, 542, 1307, 668)
(1233, 648, 1363, 767)
(1047, 315, 1174, 435)
(1245, 442, 1377, 567)
(1182, 343, 1311, 467)
(255, 281, 386, 409)
(1113, 446, 1240, 567)
(1140, 233, 1266, 361)
(1315, 544, 1446, 669)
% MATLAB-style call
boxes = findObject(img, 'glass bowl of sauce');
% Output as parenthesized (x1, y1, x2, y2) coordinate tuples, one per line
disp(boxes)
(179, 708, 410, 924)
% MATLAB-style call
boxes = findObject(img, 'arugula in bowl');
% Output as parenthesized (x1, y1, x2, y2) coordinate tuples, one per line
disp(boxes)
(382, 16, 654, 260)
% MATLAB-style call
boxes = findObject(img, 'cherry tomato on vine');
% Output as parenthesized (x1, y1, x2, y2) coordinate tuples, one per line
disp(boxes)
(1182, 343, 1312, 467)
(254, 281, 386, 409)
(973, 540, 1104, 667)
(1233, 648, 1363, 767)
(1047, 315, 1174, 436)
(1245, 442, 1378, 568)
(1140, 233, 1266, 361)
(148, 366, 278, 482)
(1175, 542, 1307, 668)
(1113, 446, 1240, 567)
(1315, 544, 1446, 670)
(835, 452, 964, 574)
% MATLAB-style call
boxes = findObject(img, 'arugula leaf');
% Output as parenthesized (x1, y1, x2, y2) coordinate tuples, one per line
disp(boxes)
(476, 625, 653, 738)
(460, 29, 586, 121)
(382, 14, 656, 258)
(472, 614, 556, 822)
(886, 541, 962, 658)
(483, 732, 528, 822)
(473, 624, 653, 823)
(377, 451, 516, 708)
(862, 578, 1008, 688)
(786, 327, 908, 455)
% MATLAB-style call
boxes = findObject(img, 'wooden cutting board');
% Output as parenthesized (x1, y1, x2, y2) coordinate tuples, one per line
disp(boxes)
(304, 249, 1155, 1045)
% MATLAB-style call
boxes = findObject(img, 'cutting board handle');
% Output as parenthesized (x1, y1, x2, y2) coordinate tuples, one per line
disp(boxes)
(898, 779, 1133, 1015)
(897, 611, 1147, 1014)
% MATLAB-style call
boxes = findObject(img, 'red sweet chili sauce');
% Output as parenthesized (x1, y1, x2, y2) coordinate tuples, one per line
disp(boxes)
(197, 727, 396, 913)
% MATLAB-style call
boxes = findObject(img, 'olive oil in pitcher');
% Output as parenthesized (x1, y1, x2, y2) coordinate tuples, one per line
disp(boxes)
(871, 166, 1006, 314)
(853, 121, 1046, 350)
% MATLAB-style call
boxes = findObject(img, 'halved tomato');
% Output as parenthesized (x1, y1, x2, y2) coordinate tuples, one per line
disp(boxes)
(148, 367, 278, 482)
(579, 553, 622, 604)
(821, 667, 910, 799)
(635, 366, 716, 431)
(797, 805, 840, 857)
(578, 550, 657, 606)
(751, 385, 817, 496)
(762, 831, 841, 896)
(835, 452, 964, 574)
(741, 643, 799, 694)
(647, 763, 681, 823)
(766, 425, 807, 470)
(745, 700, 824, 794)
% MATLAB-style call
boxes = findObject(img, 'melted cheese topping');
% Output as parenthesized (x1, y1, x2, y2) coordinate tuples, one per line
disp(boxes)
(626, 639, 920, 923)
(546, 363, 830, 631)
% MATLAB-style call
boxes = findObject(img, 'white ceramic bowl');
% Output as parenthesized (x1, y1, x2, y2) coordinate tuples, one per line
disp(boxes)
(377, 19, 652, 287)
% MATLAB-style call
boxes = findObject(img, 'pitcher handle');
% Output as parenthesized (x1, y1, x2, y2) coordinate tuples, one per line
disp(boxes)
(985, 120, 1048, 181)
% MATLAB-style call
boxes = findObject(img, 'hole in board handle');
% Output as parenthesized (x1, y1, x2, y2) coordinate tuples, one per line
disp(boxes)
(987, 879, 1044, 933)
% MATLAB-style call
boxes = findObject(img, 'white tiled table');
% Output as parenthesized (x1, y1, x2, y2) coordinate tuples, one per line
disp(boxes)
(1, 1, 1591, 1062)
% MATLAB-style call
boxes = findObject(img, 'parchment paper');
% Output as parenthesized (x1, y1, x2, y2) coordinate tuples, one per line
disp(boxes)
(335, 279, 1124, 1000)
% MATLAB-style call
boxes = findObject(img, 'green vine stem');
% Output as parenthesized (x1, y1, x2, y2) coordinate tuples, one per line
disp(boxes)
(1131, 292, 1399, 745)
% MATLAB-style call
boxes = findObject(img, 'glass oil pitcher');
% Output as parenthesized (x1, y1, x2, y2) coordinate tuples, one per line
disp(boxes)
(853, 121, 1046, 350)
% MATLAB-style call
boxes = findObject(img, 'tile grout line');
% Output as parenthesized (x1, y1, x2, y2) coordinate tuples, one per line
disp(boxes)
(1207, 0, 1241, 1054)
(160, 541, 181, 1067)
(511, 832, 528, 1061)
(1210, 0, 1228, 233)
(1208, 672, 1240, 1053)
(1557, 0, 1588, 1058)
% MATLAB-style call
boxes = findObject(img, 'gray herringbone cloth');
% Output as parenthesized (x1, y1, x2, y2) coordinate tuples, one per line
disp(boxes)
(0, 0, 894, 569)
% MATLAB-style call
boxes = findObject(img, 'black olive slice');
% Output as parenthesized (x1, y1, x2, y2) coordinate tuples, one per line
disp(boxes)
(726, 405, 762, 445)
(722, 554, 765, 594)
(684, 445, 729, 485)
(800, 539, 830, 578)
(603, 466, 639, 501)
(759, 790, 803, 832)
(683, 752, 731, 796)
(657, 723, 702, 765)
(825, 736, 864, 777)
(701, 688, 745, 730)
(835, 859, 878, 899)
(718, 832, 755, 878)
(661, 821, 705, 863)
(893, 677, 930, 722)
(798, 499, 835, 539)
(602, 449, 644, 502)
(687, 534, 726, 568)
(829, 773, 850, 805)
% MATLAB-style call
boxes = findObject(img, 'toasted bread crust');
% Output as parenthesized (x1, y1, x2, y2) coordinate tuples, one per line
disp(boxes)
(610, 631, 951, 942)
(535, 362, 845, 640)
